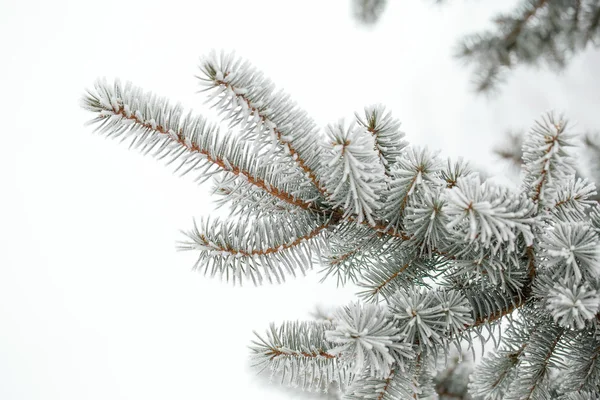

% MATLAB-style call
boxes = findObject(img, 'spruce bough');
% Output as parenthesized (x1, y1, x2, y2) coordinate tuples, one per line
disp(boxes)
(354, 0, 600, 93)
(81, 52, 600, 399)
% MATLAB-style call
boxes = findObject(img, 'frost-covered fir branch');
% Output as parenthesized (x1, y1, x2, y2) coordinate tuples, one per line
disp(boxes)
(178, 213, 332, 285)
(198, 52, 327, 201)
(82, 52, 600, 399)
(494, 124, 600, 205)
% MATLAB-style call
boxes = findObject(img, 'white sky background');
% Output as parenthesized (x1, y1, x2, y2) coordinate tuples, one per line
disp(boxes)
(1, 0, 600, 399)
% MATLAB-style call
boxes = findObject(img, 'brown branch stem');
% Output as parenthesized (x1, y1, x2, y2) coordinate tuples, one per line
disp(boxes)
(523, 329, 563, 400)
(198, 219, 333, 257)
(265, 348, 336, 360)
(532, 120, 563, 203)
(377, 369, 395, 400)
(372, 263, 411, 297)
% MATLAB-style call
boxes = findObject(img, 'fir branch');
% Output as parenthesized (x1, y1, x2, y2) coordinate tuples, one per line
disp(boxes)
(322, 120, 387, 225)
(469, 320, 534, 400)
(440, 158, 474, 189)
(355, 105, 407, 181)
(455, 0, 600, 92)
(326, 302, 413, 378)
(503, 0, 549, 53)
(389, 287, 473, 352)
(250, 321, 351, 391)
(82, 56, 600, 400)
(451, 247, 538, 336)
(573, 339, 600, 392)
(445, 251, 533, 331)
(179, 213, 331, 285)
(82, 79, 313, 211)
(446, 175, 537, 252)
(552, 177, 597, 222)
(460, 248, 534, 330)
(539, 221, 600, 283)
(198, 52, 328, 199)
(546, 281, 600, 329)
(446, 248, 526, 293)
(504, 324, 565, 400)
(405, 188, 450, 255)
(381, 147, 442, 232)
(212, 174, 303, 218)
(466, 286, 527, 328)
(522, 112, 576, 207)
